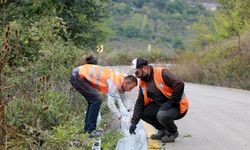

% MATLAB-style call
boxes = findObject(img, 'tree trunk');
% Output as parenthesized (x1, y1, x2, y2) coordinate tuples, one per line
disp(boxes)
(0, 74, 5, 144)
(0, 0, 8, 143)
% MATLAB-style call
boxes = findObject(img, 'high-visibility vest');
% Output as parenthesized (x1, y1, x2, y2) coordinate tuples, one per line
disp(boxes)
(78, 64, 124, 94)
(140, 67, 189, 114)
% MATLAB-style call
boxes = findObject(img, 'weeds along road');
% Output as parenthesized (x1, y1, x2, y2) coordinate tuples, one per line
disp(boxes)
(112, 66, 250, 150)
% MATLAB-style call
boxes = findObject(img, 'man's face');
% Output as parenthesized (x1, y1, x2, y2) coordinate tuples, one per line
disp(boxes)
(135, 67, 149, 81)
(135, 68, 143, 78)
(122, 81, 137, 91)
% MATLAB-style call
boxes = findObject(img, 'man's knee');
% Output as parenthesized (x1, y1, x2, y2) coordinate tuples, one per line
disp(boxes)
(157, 110, 171, 123)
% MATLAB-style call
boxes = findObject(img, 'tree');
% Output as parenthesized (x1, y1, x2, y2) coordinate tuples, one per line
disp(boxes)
(0, 0, 8, 143)
(3, 0, 111, 51)
(218, 0, 248, 51)
(0, 0, 20, 143)
(57, 0, 112, 49)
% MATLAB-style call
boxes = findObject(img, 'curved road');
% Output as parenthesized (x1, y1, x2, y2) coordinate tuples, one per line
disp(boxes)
(163, 83, 250, 150)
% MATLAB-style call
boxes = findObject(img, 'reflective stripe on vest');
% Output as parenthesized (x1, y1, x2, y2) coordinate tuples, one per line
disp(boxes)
(89, 65, 96, 81)
(95, 67, 104, 90)
(140, 67, 189, 114)
(78, 64, 124, 94)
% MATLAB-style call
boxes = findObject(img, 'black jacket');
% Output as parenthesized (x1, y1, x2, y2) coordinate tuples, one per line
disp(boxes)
(131, 66, 184, 126)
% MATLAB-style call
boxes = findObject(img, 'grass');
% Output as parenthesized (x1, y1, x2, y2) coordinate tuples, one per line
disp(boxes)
(174, 33, 250, 90)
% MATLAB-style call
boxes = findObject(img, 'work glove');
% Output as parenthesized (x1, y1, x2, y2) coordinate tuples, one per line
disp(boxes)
(129, 124, 136, 134)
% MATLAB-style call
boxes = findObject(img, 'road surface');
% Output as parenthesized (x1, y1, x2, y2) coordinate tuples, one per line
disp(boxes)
(163, 83, 250, 150)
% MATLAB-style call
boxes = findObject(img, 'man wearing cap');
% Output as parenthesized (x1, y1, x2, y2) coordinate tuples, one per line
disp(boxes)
(70, 57, 137, 138)
(129, 58, 189, 143)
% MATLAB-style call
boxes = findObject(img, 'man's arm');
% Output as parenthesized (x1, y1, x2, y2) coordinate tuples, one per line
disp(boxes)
(107, 79, 122, 119)
(117, 95, 130, 117)
(119, 93, 133, 112)
(162, 69, 184, 103)
(107, 94, 121, 119)
(131, 87, 145, 126)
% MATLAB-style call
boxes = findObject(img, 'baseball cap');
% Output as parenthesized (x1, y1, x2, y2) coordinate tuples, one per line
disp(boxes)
(131, 58, 148, 69)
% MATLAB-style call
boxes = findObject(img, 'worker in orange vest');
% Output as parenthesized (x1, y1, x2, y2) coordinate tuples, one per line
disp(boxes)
(70, 56, 137, 138)
(129, 58, 189, 143)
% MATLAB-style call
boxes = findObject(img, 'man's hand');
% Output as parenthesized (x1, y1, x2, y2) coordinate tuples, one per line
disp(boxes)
(129, 124, 136, 134)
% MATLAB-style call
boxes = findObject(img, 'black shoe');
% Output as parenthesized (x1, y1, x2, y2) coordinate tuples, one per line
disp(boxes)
(151, 130, 169, 140)
(161, 131, 179, 143)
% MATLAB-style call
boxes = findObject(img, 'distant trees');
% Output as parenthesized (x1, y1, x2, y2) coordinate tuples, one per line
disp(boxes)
(218, 0, 250, 50)
(119, 14, 152, 39)
(112, 2, 130, 15)
(191, 0, 250, 50)
(110, 0, 209, 49)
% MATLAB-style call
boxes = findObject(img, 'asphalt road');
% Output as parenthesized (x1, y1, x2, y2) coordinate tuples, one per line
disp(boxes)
(163, 83, 250, 150)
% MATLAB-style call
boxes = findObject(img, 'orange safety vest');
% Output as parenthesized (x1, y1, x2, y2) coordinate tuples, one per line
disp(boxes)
(140, 67, 189, 114)
(78, 64, 124, 94)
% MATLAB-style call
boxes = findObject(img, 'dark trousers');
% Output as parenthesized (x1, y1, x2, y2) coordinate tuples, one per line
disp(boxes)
(141, 102, 187, 133)
(69, 74, 101, 132)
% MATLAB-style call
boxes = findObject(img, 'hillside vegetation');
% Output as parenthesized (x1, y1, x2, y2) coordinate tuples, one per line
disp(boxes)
(0, 0, 249, 149)
(0, 0, 119, 149)
(109, 0, 210, 51)
(175, 32, 250, 90)
(174, 0, 250, 90)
